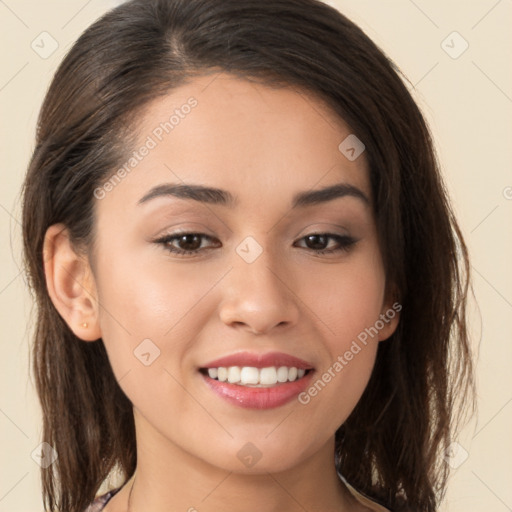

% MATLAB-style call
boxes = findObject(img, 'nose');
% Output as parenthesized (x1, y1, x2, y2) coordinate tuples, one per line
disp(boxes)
(218, 252, 300, 335)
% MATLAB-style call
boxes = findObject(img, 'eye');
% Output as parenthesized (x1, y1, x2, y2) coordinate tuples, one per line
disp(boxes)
(154, 232, 358, 258)
(155, 232, 221, 256)
(294, 233, 358, 255)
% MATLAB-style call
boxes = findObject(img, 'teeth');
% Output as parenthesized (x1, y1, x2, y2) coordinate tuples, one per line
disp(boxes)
(227, 366, 241, 383)
(240, 367, 259, 385)
(217, 367, 228, 382)
(260, 367, 277, 386)
(276, 366, 289, 383)
(205, 366, 307, 386)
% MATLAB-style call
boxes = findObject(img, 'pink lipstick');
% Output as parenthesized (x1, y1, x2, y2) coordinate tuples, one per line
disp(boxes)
(199, 351, 314, 409)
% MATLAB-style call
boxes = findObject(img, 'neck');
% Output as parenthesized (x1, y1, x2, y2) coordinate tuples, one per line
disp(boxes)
(125, 416, 356, 512)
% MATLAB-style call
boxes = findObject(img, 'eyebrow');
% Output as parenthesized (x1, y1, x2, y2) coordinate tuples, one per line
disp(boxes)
(137, 182, 370, 208)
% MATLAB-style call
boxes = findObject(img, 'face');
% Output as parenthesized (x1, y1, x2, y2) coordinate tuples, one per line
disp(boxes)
(86, 73, 398, 473)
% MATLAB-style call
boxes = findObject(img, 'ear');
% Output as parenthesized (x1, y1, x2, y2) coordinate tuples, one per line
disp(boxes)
(377, 294, 402, 342)
(43, 224, 102, 341)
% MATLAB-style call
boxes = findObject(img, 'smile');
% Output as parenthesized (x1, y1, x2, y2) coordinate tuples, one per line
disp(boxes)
(199, 351, 315, 409)
(202, 366, 308, 387)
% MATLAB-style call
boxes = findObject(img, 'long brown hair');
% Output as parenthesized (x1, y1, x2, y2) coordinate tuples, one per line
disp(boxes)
(21, 1, 475, 510)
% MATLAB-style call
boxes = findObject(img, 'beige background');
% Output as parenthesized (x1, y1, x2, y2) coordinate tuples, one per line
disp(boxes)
(1, 0, 511, 510)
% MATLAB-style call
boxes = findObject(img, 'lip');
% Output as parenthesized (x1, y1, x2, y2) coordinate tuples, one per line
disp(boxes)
(199, 351, 315, 410)
(201, 371, 314, 409)
(200, 351, 314, 370)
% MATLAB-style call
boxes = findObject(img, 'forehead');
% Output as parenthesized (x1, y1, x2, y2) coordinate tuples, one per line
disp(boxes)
(99, 72, 370, 211)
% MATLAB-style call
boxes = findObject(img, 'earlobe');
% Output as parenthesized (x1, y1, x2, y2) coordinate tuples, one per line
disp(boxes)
(43, 224, 102, 341)
(377, 300, 402, 342)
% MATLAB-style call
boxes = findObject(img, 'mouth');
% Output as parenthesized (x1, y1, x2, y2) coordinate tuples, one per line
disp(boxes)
(199, 352, 315, 409)
(199, 366, 311, 387)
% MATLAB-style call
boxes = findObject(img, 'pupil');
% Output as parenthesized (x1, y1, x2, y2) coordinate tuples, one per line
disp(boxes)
(306, 234, 327, 250)
(180, 234, 201, 250)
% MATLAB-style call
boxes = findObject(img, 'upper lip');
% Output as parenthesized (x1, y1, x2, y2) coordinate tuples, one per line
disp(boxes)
(200, 351, 314, 370)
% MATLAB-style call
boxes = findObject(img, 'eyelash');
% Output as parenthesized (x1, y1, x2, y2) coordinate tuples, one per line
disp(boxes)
(154, 232, 358, 257)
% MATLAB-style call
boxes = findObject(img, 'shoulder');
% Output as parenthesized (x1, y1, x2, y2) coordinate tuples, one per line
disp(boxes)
(339, 473, 393, 512)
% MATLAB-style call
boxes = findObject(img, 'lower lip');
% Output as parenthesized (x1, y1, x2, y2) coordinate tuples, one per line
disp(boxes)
(201, 371, 314, 409)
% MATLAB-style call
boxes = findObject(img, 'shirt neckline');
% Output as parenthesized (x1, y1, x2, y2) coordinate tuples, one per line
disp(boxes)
(88, 472, 392, 512)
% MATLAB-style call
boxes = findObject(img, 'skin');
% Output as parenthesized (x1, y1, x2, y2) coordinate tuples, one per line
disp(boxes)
(44, 72, 399, 512)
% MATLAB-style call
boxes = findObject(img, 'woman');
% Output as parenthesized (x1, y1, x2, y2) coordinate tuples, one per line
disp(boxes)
(21, 0, 475, 511)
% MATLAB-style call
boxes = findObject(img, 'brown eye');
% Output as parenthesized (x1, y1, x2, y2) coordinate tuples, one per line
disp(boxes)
(295, 233, 358, 254)
(155, 233, 221, 256)
(304, 234, 329, 250)
(175, 234, 202, 251)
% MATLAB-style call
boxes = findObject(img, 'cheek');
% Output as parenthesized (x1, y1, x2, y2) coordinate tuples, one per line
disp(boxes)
(93, 260, 203, 423)
(299, 248, 386, 345)
(294, 250, 385, 420)
(95, 247, 217, 339)
(93, 249, 226, 390)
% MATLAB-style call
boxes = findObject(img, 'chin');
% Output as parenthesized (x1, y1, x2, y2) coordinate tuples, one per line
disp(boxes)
(194, 436, 318, 476)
